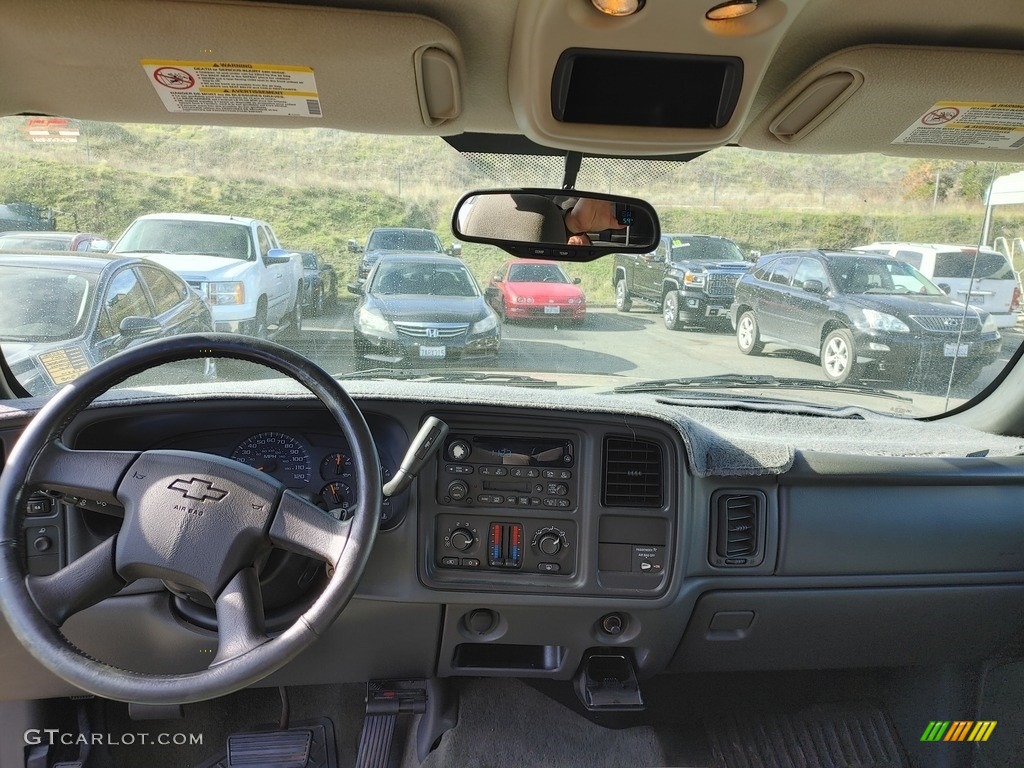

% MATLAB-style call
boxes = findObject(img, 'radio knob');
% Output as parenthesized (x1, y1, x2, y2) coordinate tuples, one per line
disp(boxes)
(537, 532, 562, 556)
(447, 480, 469, 501)
(448, 439, 471, 462)
(450, 528, 475, 552)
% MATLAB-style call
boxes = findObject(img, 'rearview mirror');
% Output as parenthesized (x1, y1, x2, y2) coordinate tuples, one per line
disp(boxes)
(451, 189, 660, 262)
(347, 239, 363, 254)
(265, 248, 295, 266)
(447, 242, 462, 258)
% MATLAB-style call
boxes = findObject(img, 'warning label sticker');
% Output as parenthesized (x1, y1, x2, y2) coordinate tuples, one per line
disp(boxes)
(38, 346, 91, 386)
(893, 102, 1024, 150)
(141, 59, 322, 118)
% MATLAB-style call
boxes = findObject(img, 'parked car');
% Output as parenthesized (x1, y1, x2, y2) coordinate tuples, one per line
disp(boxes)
(0, 230, 112, 253)
(613, 233, 750, 330)
(357, 227, 446, 281)
(0, 253, 214, 394)
(352, 253, 500, 363)
(297, 250, 337, 316)
(485, 259, 586, 324)
(854, 242, 1022, 328)
(732, 249, 1002, 384)
(111, 212, 303, 338)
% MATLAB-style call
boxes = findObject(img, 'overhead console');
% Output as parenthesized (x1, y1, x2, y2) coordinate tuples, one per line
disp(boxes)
(420, 415, 677, 597)
(508, 0, 812, 154)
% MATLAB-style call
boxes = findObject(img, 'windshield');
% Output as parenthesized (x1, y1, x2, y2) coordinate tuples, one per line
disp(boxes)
(829, 257, 944, 296)
(669, 236, 743, 262)
(366, 230, 443, 253)
(371, 260, 479, 297)
(507, 263, 569, 284)
(114, 219, 254, 259)
(0, 265, 94, 342)
(2, 117, 1023, 417)
(0, 234, 75, 251)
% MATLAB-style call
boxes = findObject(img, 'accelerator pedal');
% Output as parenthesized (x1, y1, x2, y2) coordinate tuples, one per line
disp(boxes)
(354, 681, 428, 768)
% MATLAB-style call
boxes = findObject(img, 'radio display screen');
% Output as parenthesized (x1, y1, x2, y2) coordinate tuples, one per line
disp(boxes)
(461, 436, 574, 467)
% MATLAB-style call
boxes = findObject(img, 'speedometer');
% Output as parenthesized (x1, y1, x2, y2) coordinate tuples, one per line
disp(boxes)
(231, 432, 311, 487)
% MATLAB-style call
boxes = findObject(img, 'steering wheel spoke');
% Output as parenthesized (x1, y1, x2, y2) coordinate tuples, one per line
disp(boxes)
(25, 537, 126, 626)
(212, 568, 270, 665)
(27, 443, 138, 510)
(269, 490, 352, 565)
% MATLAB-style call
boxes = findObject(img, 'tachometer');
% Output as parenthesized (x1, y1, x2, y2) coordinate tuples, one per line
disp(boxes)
(231, 432, 311, 487)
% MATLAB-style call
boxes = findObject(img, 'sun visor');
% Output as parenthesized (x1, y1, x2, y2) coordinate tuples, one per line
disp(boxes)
(743, 45, 1024, 160)
(0, 1, 464, 133)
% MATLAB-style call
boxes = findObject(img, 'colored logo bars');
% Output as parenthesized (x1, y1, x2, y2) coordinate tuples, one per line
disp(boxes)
(920, 721, 997, 742)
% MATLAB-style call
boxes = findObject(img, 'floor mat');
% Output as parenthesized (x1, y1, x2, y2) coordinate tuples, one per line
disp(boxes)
(705, 704, 906, 768)
(401, 678, 669, 768)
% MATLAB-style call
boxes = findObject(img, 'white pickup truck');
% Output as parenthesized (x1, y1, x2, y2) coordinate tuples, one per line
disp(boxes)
(111, 212, 304, 337)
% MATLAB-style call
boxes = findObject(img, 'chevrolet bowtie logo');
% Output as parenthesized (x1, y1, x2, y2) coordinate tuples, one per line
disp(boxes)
(168, 477, 228, 502)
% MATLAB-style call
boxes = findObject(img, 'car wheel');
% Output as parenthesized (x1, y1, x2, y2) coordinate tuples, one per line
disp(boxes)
(253, 299, 269, 340)
(821, 328, 858, 384)
(311, 285, 325, 317)
(615, 279, 632, 312)
(663, 291, 685, 331)
(736, 311, 764, 355)
(286, 296, 303, 339)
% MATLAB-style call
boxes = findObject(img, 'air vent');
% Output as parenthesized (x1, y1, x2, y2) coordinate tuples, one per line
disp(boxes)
(710, 491, 766, 567)
(602, 437, 663, 507)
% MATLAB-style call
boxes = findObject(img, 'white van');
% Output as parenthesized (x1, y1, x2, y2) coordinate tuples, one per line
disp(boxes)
(854, 242, 1021, 328)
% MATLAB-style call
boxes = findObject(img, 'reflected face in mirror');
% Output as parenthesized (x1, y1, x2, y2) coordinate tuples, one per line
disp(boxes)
(452, 190, 659, 255)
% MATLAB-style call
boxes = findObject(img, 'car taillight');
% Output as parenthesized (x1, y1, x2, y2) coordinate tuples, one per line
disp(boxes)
(1012, 285, 1022, 313)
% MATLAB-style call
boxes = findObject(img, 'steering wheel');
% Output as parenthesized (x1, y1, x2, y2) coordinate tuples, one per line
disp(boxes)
(0, 333, 381, 704)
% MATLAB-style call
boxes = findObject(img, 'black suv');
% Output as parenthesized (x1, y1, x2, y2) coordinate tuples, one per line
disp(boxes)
(731, 249, 1002, 385)
(613, 234, 750, 330)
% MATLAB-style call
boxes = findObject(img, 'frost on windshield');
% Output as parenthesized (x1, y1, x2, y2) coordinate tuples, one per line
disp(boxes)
(0, 117, 1022, 416)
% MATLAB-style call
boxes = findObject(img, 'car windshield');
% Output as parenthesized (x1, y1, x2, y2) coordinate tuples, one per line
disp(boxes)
(829, 257, 944, 296)
(367, 230, 443, 253)
(2, 117, 1023, 417)
(669, 236, 743, 262)
(0, 234, 74, 251)
(372, 261, 479, 297)
(507, 263, 569, 284)
(0, 265, 94, 342)
(114, 219, 253, 259)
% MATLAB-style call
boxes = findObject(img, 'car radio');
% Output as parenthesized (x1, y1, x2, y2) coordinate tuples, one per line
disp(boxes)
(436, 434, 576, 510)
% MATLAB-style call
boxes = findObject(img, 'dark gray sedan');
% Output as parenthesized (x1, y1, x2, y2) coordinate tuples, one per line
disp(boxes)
(351, 253, 500, 364)
(0, 254, 215, 394)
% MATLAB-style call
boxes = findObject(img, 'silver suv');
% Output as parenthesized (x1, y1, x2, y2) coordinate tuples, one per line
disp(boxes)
(854, 242, 1021, 329)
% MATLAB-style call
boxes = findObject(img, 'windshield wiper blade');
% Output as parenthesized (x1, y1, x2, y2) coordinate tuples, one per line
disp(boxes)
(613, 373, 910, 402)
(337, 369, 557, 386)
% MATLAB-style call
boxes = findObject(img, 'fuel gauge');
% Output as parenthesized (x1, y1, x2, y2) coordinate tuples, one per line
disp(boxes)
(320, 481, 354, 518)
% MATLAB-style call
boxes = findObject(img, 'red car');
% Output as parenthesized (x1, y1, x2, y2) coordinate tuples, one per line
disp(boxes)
(486, 259, 587, 324)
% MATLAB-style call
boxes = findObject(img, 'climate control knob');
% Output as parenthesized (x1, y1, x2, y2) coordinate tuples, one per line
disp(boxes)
(450, 528, 475, 552)
(447, 480, 469, 501)
(537, 532, 562, 556)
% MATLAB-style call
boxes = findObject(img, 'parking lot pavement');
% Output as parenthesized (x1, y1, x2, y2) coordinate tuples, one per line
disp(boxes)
(274, 305, 1024, 410)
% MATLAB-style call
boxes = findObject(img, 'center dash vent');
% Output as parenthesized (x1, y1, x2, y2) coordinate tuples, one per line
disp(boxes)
(710, 491, 766, 567)
(602, 436, 663, 508)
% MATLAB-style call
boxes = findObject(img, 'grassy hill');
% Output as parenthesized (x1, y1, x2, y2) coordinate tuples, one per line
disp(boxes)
(3, 118, 1024, 301)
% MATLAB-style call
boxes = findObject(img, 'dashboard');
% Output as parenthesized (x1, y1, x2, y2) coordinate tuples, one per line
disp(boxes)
(2, 392, 1024, 701)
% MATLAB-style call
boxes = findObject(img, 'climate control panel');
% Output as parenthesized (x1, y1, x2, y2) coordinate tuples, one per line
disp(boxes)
(435, 514, 576, 576)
